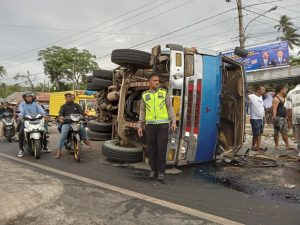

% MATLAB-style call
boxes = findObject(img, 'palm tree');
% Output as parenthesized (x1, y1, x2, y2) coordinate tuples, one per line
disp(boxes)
(0, 65, 6, 78)
(274, 15, 294, 33)
(275, 15, 300, 50)
(289, 55, 300, 66)
(277, 27, 300, 49)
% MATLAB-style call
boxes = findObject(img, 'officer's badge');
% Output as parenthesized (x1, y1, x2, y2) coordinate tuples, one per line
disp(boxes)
(145, 94, 151, 101)
(158, 92, 164, 98)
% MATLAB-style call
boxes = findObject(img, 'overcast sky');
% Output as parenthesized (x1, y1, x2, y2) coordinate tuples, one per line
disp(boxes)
(0, 0, 299, 85)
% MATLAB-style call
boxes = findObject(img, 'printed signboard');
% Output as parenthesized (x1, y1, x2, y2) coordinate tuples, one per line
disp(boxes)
(223, 41, 289, 72)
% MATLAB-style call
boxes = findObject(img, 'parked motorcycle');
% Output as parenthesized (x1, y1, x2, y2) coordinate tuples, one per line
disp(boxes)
(64, 114, 84, 162)
(1, 112, 15, 142)
(23, 114, 46, 159)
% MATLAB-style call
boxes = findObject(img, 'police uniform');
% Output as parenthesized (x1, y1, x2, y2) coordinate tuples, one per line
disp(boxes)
(138, 88, 176, 174)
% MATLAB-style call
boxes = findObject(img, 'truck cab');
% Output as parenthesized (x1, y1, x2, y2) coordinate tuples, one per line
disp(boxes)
(101, 44, 246, 166)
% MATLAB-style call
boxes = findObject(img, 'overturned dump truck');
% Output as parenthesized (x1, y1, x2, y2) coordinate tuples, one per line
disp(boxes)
(97, 44, 246, 166)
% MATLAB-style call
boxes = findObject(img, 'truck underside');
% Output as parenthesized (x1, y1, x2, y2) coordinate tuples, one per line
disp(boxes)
(98, 46, 245, 165)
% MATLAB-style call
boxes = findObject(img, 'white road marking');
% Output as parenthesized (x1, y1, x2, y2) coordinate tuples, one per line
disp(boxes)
(0, 152, 243, 225)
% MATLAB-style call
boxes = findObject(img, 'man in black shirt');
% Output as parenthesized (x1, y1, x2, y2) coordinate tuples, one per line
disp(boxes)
(55, 93, 90, 158)
(272, 85, 295, 150)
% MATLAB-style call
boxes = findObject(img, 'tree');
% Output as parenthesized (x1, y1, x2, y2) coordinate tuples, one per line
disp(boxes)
(38, 46, 70, 91)
(290, 55, 300, 66)
(13, 71, 36, 91)
(0, 83, 24, 99)
(64, 48, 98, 89)
(274, 15, 294, 33)
(0, 66, 7, 98)
(0, 65, 6, 78)
(38, 46, 98, 90)
(275, 15, 300, 50)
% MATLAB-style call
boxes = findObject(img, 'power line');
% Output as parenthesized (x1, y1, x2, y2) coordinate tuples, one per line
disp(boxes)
(134, 16, 238, 49)
(0, 22, 194, 37)
(56, 0, 175, 47)
(95, 7, 236, 60)
(257, 0, 300, 14)
(3, 0, 194, 69)
(0, 0, 161, 63)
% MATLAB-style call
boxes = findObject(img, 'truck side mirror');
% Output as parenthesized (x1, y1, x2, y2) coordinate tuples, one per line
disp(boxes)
(234, 47, 248, 58)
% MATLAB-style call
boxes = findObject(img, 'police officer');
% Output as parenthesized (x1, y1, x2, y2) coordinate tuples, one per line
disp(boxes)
(137, 73, 176, 181)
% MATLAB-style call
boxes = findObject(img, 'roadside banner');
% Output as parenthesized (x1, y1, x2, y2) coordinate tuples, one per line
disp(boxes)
(223, 41, 289, 72)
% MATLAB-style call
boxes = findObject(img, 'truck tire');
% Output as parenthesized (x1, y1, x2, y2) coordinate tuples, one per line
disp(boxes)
(111, 49, 151, 68)
(87, 129, 111, 141)
(93, 69, 113, 80)
(102, 140, 143, 163)
(87, 83, 101, 91)
(92, 78, 113, 89)
(86, 75, 93, 83)
(87, 120, 112, 133)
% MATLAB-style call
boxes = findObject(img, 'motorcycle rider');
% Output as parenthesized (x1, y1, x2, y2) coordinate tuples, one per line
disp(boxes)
(17, 92, 51, 157)
(55, 92, 91, 158)
(0, 101, 15, 138)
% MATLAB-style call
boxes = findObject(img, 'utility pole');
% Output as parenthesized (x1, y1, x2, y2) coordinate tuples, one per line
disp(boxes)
(237, 0, 246, 49)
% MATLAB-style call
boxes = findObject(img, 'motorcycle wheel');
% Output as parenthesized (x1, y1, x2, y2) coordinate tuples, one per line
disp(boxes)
(33, 139, 41, 159)
(73, 139, 81, 162)
(8, 136, 12, 143)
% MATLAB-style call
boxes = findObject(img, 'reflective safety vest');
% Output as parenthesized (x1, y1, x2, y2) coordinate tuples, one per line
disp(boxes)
(142, 88, 169, 124)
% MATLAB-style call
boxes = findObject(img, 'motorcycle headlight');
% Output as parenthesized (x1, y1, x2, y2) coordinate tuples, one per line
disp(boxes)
(170, 137, 176, 144)
(29, 119, 42, 125)
(71, 115, 80, 122)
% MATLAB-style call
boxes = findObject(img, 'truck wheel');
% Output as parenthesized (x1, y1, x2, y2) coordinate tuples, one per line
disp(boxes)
(92, 78, 113, 89)
(87, 129, 111, 141)
(86, 75, 93, 83)
(111, 49, 151, 68)
(33, 139, 41, 159)
(87, 82, 110, 91)
(93, 69, 113, 80)
(87, 83, 100, 91)
(87, 120, 112, 133)
(102, 140, 143, 163)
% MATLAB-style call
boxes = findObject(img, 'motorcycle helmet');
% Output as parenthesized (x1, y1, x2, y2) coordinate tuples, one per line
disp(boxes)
(22, 92, 36, 103)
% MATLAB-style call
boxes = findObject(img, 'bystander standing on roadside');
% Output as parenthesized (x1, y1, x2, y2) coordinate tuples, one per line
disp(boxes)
(285, 84, 300, 160)
(249, 85, 267, 151)
(285, 87, 298, 143)
(272, 85, 295, 150)
(263, 90, 274, 125)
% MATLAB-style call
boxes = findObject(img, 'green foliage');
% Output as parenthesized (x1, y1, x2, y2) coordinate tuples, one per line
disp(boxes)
(290, 55, 300, 66)
(0, 83, 24, 99)
(38, 46, 98, 90)
(13, 71, 36, 91)
(0, 66, 6, 78)
(275, 15, 300, 50)
(274, 15, 294, 33)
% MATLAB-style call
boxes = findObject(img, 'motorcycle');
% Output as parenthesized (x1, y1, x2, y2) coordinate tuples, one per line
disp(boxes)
(23, 114, 46, 159)
(64, 114, 84, 162)
(1, 112, 15, 142)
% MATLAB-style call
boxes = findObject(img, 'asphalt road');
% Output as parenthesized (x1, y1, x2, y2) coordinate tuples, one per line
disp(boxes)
(0, 128, 299, 225)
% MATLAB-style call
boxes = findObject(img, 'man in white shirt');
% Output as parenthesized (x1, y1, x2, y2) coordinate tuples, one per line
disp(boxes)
(285, 85, 300, 160)
(249, 85, 266, 151)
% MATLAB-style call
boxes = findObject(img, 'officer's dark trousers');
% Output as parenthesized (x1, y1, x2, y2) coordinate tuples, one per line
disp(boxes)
(145, 123, 169, 173)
